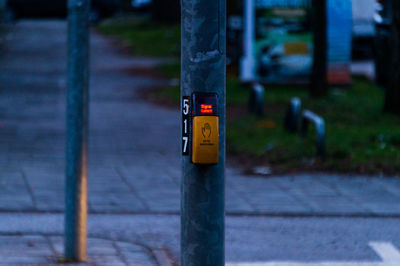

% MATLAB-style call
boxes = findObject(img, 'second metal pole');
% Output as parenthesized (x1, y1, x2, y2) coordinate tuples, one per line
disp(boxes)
(181, 0, 226, 265)
(65, 0, 90, 262)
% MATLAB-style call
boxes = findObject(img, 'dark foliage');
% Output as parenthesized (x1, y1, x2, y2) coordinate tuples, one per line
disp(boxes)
(152, 0, 180, 23)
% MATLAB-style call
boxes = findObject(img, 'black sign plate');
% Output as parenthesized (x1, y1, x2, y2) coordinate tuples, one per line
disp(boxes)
(182, 96, 191, 156)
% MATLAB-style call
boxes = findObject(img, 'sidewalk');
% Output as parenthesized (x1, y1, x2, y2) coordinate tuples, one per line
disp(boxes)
(0, 20, 399, 265)
(0, 235, 159, 265)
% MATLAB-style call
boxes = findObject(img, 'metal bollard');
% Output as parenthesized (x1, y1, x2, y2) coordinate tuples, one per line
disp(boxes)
(301, 110, 326, 157)
(284, 97, 302, 133)
(248, 83, 265, 117)
(65, 0, 90, 262)
(181, 0, 226, 265)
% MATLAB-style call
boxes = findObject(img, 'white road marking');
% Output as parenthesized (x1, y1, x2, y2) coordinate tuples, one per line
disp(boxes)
(369, 242, 400, 262)
(226, 242, 400, 266)
(226, 263, 381, 266)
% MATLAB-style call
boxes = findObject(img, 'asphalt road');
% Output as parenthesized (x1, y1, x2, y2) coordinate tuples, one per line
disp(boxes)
(1, 213, 400, 264)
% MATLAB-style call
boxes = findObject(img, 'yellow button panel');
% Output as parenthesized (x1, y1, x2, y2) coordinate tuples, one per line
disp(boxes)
(192, 116, 219, 164)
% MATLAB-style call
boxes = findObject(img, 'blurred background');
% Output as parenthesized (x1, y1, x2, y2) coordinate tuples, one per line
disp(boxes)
(0, 0, 400, 264)
(0, 0, 398, 175)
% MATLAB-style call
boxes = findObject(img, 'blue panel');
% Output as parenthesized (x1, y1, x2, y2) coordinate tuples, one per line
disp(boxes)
(327, 0, 353, 64)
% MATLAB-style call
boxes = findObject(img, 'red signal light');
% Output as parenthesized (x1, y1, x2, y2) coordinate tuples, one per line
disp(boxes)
(200, 104, 213, 114)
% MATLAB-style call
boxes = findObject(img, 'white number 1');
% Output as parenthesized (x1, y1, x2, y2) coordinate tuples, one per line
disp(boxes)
(184, 119, 188, 134)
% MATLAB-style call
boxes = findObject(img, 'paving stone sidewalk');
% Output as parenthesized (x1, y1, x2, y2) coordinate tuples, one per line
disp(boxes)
(0, 235, 159, 265)
(0, 20, 400, 219)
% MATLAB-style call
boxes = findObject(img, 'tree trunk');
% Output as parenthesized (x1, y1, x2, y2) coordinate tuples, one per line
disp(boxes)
(384, 0, 400, 114)
(152, 0, 180, 23)
(310, 0, 327, 98)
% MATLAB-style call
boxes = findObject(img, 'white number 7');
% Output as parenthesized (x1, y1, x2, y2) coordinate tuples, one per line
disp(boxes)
(183, 136, 189, 153)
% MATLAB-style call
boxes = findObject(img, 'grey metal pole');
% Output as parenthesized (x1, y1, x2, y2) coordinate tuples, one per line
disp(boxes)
(181, 0, 226, 265)
(65, 0, 90, 262)
(241, 0, 255, 82)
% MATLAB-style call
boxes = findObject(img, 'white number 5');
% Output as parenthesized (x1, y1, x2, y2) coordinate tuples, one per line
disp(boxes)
(183, 99, 189, 115)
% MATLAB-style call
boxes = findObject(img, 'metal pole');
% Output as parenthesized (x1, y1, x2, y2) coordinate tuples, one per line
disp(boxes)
(241, 0, 255, 82)
(181, 0, 226, 264)
(65, 0, 90, 262)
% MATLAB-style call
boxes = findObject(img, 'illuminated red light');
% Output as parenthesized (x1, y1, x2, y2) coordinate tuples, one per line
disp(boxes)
(200, 104, 213, 114)
(201, 110, 213, 113)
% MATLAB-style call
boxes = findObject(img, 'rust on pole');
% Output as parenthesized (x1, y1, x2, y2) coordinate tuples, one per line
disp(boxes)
(65, 0, 90, 262)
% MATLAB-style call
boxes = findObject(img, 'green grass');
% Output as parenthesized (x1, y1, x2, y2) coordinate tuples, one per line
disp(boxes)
(225, 79, 400, 174)
(152, 74, 400, 174)
(98, 16, 400, 175)
(98, 16, 180, 57)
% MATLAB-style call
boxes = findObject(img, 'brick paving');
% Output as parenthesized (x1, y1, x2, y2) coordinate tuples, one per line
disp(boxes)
(0, 235, 158, 265)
